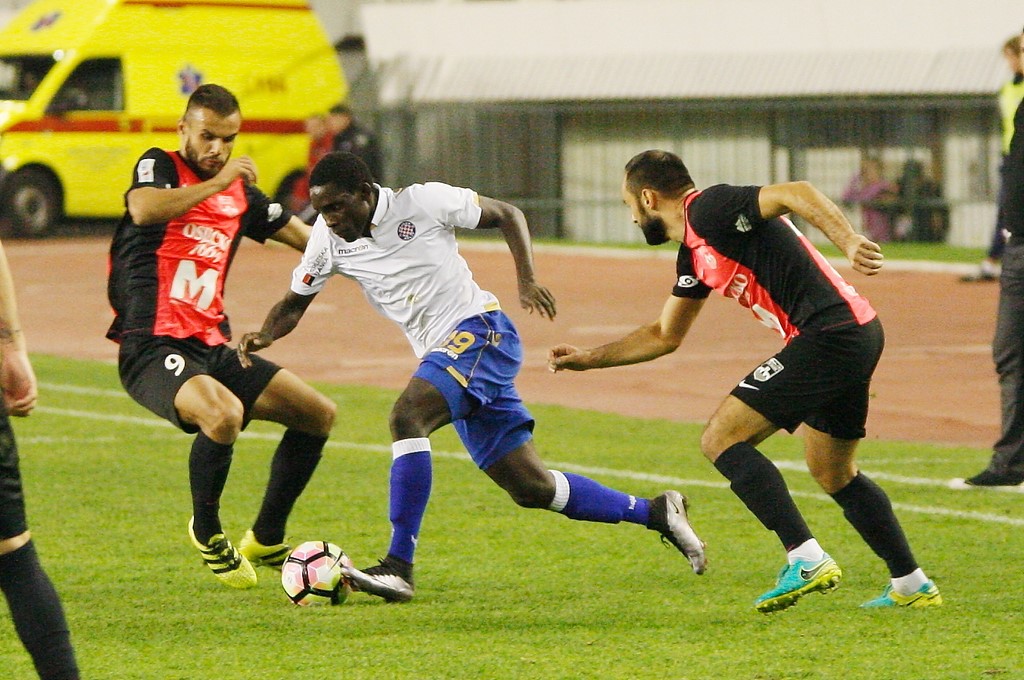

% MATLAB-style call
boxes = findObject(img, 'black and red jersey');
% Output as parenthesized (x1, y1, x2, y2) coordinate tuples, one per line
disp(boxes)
(671, 184, 875, 342)
(106, 148, 291, 346)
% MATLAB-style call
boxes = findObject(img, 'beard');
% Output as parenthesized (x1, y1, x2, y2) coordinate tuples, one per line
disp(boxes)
(183, 140, 222, 180)
(639, 214, 670, 245)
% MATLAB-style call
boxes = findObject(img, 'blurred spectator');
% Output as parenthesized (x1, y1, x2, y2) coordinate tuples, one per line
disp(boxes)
(893, 160, 948, 242)
(841, 157, 898, 242)
(963, 34, 1024, 282)
(291, 113, 335, 222)
(328, 103, 383, 182)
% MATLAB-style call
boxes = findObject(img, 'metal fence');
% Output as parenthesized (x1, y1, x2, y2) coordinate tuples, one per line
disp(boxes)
(374, 96, 1000, 247)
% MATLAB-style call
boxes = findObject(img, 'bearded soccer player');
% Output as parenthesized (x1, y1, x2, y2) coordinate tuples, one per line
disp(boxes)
(549, 150, 941, 612)
(106, 84, 336, 589)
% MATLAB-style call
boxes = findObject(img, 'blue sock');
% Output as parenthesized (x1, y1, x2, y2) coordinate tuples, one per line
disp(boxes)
(548, 471, 649, 525)
(387, 438, 432, 563)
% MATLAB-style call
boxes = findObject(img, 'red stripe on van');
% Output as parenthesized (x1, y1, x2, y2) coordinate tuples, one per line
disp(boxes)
(121, 0, 311, 10)
(6, 118, 306, 133)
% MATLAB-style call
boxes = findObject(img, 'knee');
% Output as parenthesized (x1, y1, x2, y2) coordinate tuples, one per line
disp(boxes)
(202, 401, 244, 443)
(389, 405, 431, 440)
(808, 461, 857, 495)
(313, 395, 337, 436)
(699, 425, 730, 463)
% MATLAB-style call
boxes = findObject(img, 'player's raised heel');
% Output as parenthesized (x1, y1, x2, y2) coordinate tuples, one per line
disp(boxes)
(238, 529, 290, 569)
(861, 581, 942, 608)
(755, 554, 841, 613)
(647, 490, 707, 575)
(344, 555, 415, 603)
(187, 517, 257, 589)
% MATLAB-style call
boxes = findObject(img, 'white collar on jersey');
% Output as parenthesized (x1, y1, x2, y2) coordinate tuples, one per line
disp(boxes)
(369, 183, 389, 231)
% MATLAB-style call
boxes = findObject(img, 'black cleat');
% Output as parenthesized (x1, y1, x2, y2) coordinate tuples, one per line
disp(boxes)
(344, 555, 415, 603)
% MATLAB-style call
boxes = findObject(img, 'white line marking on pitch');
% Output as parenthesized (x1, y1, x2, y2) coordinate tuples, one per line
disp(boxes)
(35, 405, 1024, 526)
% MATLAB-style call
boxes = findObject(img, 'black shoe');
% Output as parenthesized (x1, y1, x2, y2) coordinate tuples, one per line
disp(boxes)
(647, 490, 707, 575)
(344, 555, 415, 602)
(964, 469, 1024, 487)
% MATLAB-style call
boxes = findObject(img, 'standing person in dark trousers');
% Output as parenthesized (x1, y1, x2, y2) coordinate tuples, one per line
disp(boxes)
(549, 150, 941, 612)
(0, 239, 79, 679)
(328, 103, 383, 182)
(963, 34, 1024, 283)
(237, 152, 706, 603)
(106, 83, 337, 589)
(959, 29, 1024, 487)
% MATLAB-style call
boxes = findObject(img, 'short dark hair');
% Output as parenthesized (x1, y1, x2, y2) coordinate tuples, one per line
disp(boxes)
(310, 151, 374, 192)
(624, 150, 694, 198)
(185, 84, 240, 118)
(329, 103, 352, 116)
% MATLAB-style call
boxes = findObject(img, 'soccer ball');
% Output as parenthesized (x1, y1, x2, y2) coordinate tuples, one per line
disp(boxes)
(280, 541, 353, 606)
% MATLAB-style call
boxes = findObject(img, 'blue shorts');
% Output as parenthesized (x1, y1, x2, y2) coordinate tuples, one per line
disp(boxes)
(413, 311, 534, 470)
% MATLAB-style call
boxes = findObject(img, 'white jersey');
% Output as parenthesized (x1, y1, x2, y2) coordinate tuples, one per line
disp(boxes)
(291, 182, 500, 357)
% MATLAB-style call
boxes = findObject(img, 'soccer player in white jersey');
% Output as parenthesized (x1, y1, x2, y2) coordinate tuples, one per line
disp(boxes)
(237, 152, 706, 602)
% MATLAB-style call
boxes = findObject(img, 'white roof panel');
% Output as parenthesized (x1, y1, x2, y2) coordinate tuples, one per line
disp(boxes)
(363, 0, 1021, 105)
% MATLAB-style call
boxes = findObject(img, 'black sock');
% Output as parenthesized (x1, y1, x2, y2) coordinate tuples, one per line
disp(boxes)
(714, 442, 812, 550)
(0, 541, 79, 680)
(831, 472, 918, 577)
(251, 429, 326, 545)
(189, 433, 234, 543)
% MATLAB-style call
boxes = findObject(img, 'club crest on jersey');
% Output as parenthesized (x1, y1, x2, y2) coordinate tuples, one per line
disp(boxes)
(397, 221, 416, 241)
(753, 357, 784, 382)
(676, 275, 700, 288)
(735, 214, 753, 233)
(214, 195, 240, 216)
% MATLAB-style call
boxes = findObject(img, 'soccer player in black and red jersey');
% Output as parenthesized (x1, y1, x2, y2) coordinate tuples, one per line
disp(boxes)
(549, 149, 941, 612)
(106, 84, 336, 589)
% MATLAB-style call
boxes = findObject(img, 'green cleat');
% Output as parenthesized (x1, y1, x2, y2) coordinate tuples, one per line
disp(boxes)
(238, 530, 290, 569)
(755, 554, 842, 613)
(187, 517, 257, 589)
(861, 582, 942, 608)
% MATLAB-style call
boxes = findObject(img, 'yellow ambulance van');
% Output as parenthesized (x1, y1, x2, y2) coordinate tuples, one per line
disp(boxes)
(0, 0, 347, 236)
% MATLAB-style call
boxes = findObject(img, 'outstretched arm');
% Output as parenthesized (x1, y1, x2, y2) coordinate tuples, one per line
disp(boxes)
(758, 181, 884, 276)
(548, 295, 705, 372)
(0, 239, 36, 417)
(236, 290, 317, 368)
(476, 195, 557, 320)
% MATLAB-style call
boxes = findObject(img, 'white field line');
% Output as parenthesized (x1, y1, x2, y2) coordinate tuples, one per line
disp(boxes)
(35, 404, 1024, 526)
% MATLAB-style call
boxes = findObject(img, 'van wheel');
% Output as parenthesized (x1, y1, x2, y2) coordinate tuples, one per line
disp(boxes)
(4, 168, 63, 238)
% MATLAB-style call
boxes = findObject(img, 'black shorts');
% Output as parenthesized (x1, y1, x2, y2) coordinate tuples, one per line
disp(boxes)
(0, 413, 28, 540)
(118, 335, 282, 433)
(730, 317, 884, 440)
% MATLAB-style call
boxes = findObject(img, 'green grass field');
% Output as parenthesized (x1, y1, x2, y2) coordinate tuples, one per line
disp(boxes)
(2, 355, 1021, 679)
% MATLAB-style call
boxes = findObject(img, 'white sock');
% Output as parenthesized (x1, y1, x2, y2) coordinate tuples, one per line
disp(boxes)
(891, 568, 929, 595)
(548, 470, 570, 512)
(787, 538, 825, 565)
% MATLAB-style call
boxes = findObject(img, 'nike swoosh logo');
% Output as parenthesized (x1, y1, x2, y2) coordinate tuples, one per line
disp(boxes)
(738, 380, 759, 390)
(800, 561, 832, 580)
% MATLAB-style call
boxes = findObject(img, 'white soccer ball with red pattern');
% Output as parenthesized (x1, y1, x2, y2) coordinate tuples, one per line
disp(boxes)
(280, 541, 353, 606)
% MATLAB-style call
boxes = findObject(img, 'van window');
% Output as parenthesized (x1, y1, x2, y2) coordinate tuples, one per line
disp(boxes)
(0, 55, 56, 101)
(49, 58, 124, 113)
